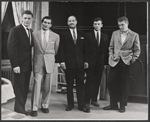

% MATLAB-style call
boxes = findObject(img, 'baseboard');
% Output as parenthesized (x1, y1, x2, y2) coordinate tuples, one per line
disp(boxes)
(128, 95, 148, 104)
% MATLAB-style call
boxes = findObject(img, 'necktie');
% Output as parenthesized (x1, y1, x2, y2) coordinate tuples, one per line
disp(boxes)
(42, 31, 47, 49)
(73, 29, 77, 44)
(97, 31, 99, 46)
(26, 28, 31, 44)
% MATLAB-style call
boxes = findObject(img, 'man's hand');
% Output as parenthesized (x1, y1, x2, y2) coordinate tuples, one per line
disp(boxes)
(130, 59, 136, 64)
(13, 66, 20, 74)
(84, 62, 89, 69)
(60, 62, 66, 69)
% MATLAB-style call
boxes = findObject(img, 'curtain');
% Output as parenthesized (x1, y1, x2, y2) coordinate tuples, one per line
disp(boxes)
(1, 2, 9, 22)
(11, 2, 34, 26)
(11, 1, 41, 31)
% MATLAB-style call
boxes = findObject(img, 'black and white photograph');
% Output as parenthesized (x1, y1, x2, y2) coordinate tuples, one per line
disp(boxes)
(1, 1, 148, 120)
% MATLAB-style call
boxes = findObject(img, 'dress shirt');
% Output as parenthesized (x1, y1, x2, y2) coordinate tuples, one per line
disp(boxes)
(120, 30, 128, 45)
(69, 28, 77, 40)
(22, 24, 31, 44)
(94, 30, 101, 45)
(42, 29, 50, 43)
(22, 24, 30, 37)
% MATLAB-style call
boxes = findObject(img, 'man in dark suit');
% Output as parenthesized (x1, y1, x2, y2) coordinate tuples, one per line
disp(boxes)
(58, 15, 88, 113)
(103, 16, 141, 113)
(7, 10, 33, 115)
(84, 17, 108, 112)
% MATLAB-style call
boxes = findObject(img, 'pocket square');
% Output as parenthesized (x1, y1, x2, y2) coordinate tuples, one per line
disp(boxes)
(80, 37, 84, 39)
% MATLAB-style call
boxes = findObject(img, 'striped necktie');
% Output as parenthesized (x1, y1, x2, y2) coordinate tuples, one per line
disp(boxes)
(26, 28, 31, 44)
(73, 29, 77, 44)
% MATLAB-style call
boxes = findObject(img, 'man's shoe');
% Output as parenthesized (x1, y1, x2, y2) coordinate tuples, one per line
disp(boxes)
(91, 101, 100, 107)
(30, 111, 38, 117)
(24, 111, 30, 116)
(83, 107, 90, 113)
(66, 107, 72, 111)
(103, 105, 118, 110)
(41, 107, 49, 113)
(85, 103, 90, 109)
(119, 106, 126, 113)
(78, 107, 90, 113)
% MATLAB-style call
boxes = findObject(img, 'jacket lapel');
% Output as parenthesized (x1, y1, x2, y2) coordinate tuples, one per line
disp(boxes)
(117, 31, 122, 46)
(37, 30, 44, 51)
(91, 31, 98, 47)
(122, 29, 132, 45)
(45, 31, 53, 50)
(68, 29, 75, 45)
(20, 24, 30, 46)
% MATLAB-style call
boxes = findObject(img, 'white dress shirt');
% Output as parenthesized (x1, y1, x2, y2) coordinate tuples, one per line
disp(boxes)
(42, 29, 50, 43)
(94, 30, 101, 45)
(69, 28, 77, 40)
(22, 24, 31, 44)
(120, 30, 128, 45)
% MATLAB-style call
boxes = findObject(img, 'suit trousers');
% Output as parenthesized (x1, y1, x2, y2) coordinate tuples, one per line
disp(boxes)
(32, 62, 52, 111)
(14, 70, 31, 114)
(65, 68, 85, 109)
(84, 69, 103, 104)
(107, 59, 129, 107)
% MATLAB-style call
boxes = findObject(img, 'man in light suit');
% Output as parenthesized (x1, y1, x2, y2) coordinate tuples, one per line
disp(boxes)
(103, 16, 141, 113)
(84, 17, 108, 112)
(7, 10, 33, 115)
(31, 16, 60, 117)
(58, 15, 89, 113)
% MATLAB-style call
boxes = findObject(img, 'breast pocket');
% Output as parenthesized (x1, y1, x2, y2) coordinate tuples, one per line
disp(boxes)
(50, 42, 55, 49)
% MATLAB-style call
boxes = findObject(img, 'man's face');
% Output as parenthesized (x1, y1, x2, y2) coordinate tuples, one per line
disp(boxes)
(93, 20, 103, 31)
(22, 14, 32, 27)
(67, 16, 77, 29)
(118, 21, 129, 32)
(42, 19, 52, 31)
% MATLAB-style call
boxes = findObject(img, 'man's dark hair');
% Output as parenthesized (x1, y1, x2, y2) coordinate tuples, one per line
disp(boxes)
(41, 16, 53, 24)
(93, 17, 103, 23)
(22, 10, 33, 17)
(118, 16, 129, 24)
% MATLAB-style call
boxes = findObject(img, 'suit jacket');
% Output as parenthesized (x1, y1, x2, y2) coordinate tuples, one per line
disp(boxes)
(58, 29, 87, 69)
(109, 29, 141, 67)
(86, 31, 108, 70)
(33, 30, 60, 73)
(7, 24, 33, 72)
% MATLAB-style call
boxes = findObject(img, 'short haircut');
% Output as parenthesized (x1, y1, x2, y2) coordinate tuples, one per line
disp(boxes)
(22, 10, 33, 17)
(41, 16, 53, 24)
(118, 16, 129, 24)
(68, 15, 77, 21)
(93, 17, 103, 23)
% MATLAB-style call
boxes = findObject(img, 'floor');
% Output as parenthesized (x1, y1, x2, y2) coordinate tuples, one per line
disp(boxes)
(1, 91, 148, 120)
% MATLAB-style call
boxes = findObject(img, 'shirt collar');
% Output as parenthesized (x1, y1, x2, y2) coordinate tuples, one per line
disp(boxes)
(120, 30, 129, 35)
(22, 24, 29, 30)
(69, 28, 77, 32)
(94, 30, 101, 34)
(42, 29, 50, 34)
(94, 29, 101, 33)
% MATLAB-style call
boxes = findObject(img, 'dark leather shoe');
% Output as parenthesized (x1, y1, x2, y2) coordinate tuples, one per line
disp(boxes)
(91, 101, 100, 107)
(25, 111, 30, 116)
(66, 107, 72, 111)
(103, 105, 118, 110)
(30, 111, 38, 117)
(41, 107, 49, 113)
(83, 107, 90, 113)
(85, 103, 90, 109)
(119, 106, 126, 113)
(78, 107, 90, 113)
